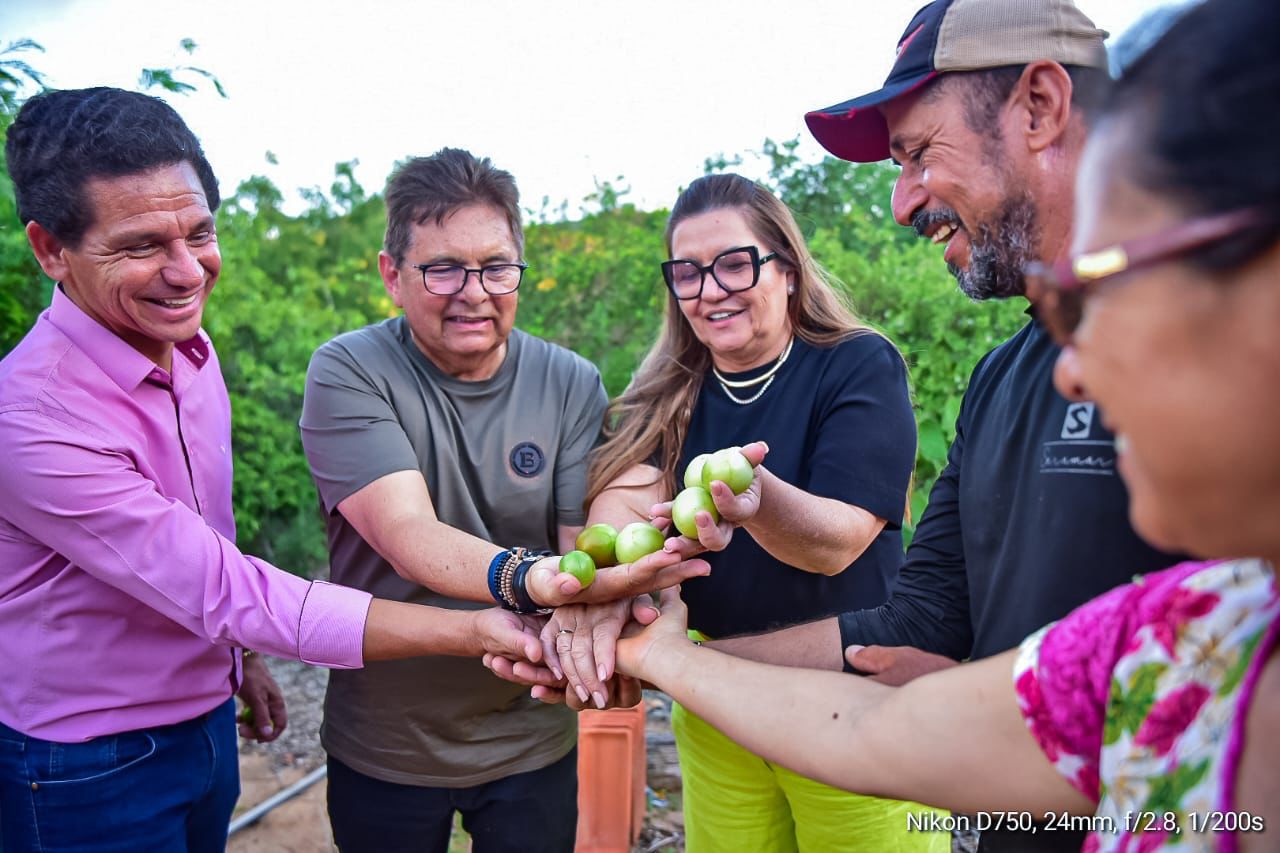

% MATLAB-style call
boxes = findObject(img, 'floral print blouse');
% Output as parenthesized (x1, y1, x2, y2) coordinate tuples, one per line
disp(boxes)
(1014, 558, 1278, 852)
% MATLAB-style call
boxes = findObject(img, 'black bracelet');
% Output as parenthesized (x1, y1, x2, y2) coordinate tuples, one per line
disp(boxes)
(511, 552, 552, 615)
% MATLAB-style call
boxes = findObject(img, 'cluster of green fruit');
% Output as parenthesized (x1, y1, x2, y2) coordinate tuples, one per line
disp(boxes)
(670, 447, 756, 538)
(561, 521, 668, 590)
(557, 448, 755, 590)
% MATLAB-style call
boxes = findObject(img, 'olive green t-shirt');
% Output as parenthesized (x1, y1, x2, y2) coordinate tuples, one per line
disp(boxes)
(300, 317, 608, 786)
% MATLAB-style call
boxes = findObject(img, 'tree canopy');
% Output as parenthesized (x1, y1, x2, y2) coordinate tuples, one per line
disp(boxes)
(0, 67, 1026, 574)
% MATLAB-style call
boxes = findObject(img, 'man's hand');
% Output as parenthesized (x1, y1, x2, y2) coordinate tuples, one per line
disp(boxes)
(844, 644, 959, 686)
(470, 608, 547, 663)
(651, 441, 768, 552)
(525, 549, 711, 608)
(237, 653, 287, 743)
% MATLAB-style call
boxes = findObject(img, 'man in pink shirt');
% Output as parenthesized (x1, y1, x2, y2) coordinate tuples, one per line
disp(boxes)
(0, 87, 556, 852)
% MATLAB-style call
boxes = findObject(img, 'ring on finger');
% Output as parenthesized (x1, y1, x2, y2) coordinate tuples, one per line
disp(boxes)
(557, 628, 574, 636)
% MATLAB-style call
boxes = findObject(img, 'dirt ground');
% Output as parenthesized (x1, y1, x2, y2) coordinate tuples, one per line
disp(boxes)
(227, 657, 685, 853)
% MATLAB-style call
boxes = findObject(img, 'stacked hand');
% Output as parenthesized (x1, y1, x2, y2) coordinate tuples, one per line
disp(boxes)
(483, 443, 764, 708)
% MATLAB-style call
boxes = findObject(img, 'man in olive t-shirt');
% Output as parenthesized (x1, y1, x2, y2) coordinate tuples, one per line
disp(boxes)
(300, 149, 608, 852)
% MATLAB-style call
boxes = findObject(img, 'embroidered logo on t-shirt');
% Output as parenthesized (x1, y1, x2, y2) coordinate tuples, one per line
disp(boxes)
(1061, 402, 1096, 439)
(510, 442, 546, 478)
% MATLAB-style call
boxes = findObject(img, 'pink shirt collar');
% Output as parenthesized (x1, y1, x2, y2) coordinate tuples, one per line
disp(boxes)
(45, 285, 212, 392)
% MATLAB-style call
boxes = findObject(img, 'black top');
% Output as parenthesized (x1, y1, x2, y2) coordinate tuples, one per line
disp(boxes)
(838, 317, 1183, 662)
(678, 333, 917, 638)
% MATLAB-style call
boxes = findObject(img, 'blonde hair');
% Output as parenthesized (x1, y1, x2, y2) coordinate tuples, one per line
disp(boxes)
(586, 174, 883, 505)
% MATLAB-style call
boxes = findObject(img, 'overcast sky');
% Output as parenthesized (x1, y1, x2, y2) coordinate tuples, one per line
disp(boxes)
(2, 0, 1170, 216)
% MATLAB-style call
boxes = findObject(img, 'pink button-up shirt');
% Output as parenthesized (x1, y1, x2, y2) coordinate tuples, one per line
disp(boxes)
(0, 288, 371, 741)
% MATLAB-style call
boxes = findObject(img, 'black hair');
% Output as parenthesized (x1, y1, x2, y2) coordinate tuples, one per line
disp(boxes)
(1101, 0, 1280, 266)
(5, 87, 221, 248)
(941, 64, 1111, 138)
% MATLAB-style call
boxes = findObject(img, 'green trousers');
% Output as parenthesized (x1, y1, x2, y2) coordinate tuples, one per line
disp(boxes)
(673, 702, 950, 853)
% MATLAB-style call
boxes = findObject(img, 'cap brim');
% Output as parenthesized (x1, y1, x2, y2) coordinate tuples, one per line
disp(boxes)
(804, 72, 937, 163)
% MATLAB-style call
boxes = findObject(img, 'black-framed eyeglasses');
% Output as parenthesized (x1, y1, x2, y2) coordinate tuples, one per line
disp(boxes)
(1024, 207, 1268, 345)
(412, 262, 529, 296)
(660, 246, 778, 300)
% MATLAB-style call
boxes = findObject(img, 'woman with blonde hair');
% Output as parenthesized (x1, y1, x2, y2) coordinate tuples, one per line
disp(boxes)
(561, 173, 944, 851)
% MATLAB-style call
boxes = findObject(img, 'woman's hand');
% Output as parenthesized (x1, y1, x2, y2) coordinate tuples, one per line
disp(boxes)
(539, 597, 660, 708)
(483, 597, 657, 710)
(652, 441, 769, 552)
(616, 585, 694, 683)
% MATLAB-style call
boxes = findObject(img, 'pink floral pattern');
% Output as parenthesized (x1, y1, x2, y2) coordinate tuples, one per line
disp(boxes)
(1014, 559, 1277, 852)
(1134, 684, 1211, 756)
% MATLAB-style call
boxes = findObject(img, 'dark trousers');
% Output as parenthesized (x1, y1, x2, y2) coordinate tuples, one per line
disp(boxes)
(0, 699, 239, 853)
(327, 748, 578, 853)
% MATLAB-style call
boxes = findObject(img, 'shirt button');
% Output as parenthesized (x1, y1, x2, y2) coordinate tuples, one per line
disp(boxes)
(31, 782, 39, 791)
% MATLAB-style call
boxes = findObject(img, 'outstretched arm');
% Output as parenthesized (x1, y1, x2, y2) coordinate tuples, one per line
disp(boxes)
(618, 588, 1092, 817)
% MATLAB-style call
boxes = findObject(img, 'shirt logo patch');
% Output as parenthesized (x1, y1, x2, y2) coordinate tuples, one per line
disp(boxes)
(1061, 402, 1096, 439)
(510, 442, 546, 478)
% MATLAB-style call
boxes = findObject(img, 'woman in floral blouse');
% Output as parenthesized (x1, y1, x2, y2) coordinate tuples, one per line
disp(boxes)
(609, 0, 1280, 850)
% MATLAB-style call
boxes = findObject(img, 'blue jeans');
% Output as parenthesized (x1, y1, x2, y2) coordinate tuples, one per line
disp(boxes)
(327, 748, 578, 853)
(0, 699, 239, 852)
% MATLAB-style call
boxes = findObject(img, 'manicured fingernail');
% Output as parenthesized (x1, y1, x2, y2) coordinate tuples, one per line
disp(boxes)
(550, 664, 563, 680)
(593, 692, 607, 710)
(576, 685, 590, 704)
(597, 664, 607, 682)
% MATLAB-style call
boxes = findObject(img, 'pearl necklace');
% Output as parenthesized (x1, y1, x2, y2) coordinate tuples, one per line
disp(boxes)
(712, 337, 794, 405)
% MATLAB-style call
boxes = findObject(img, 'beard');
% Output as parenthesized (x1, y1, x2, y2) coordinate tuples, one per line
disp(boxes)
(915, 192, 1041, 301)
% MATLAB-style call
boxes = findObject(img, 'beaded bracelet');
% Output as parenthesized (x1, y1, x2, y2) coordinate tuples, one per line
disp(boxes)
(487, 550, 509, 605)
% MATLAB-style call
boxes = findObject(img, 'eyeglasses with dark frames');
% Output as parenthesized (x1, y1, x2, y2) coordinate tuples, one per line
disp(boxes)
(1024, 207, 1268, 345)
(661, 245, 778, 301)
(412, 262, 529, 296)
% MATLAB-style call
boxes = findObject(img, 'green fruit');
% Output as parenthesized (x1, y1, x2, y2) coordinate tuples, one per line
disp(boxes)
(614, 522, 666, 564)
(671, 486, 719, 539)
(684, 453, 712, 489)
(575, 523, 618, 568)
(237, 705, 254, 725)
(701, 448, 755, 495)
(560, 550, 597, 588)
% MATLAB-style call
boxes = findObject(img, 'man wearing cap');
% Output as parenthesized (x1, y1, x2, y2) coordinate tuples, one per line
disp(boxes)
(712, 1, 1184, 848)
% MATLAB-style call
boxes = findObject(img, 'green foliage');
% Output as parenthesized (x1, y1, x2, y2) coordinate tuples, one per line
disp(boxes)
(139, 39, 228, 99)
(0, 40, 1029, 569)
(0, 50, 52, 354)
(521, 184, 668, 395)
